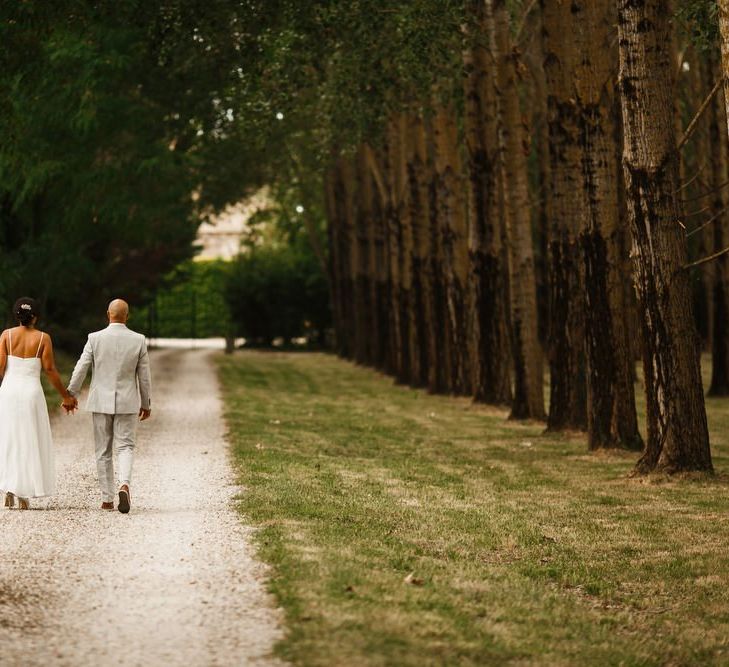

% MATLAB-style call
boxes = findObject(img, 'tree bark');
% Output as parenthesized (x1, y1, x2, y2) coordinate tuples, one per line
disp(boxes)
(706, 53, 729, 395)
(541, 0, 588, 432)
(324, 164, 347, 358)
(693, 54, 714, 353)
(572, 0, 642, 450)
(346, 150, 369, 365)
(719, 1, 729, 130)
(406, 114, 433, 388)
(338, 158, 358, 360)
(523, 5, 551, 349)
(432, 105, 471, 395)
(463, 0, 511, 405)
(396, 115, 420, 387)
(490, 0, 545, 419)
(378, 135, 403, 378)
(363, 145, 391, 370)
(386, 116, 412, 385)
(424, 117, 452, 393)
(354, 146, 376, 366)
(383, 114, 410, 383)
(618, 0, 712, 473)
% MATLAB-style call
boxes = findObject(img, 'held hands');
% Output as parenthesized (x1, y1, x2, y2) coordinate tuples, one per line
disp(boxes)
(62, 395, 78, 414)
(59, 398, 148, 419)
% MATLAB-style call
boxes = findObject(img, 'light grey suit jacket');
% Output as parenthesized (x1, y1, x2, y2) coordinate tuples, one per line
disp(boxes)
(68, 323, 152, 414)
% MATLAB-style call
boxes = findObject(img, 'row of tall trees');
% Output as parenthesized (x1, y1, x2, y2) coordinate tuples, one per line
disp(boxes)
(313, 1, 729, 474)
(324, 1, 640, 441)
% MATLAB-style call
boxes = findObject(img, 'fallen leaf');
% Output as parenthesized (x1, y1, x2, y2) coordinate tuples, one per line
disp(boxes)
(404, 572, 424, 586)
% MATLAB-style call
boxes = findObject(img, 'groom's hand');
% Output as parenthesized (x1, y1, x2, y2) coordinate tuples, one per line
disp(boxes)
(62, 395, 78, 414)
(139, 407, 151, 421)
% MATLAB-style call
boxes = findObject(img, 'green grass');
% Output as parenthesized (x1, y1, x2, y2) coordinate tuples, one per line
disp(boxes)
(217, 351, 729, 666)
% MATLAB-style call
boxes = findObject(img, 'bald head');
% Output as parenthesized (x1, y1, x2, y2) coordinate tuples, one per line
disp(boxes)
(108, 299, 129, 323)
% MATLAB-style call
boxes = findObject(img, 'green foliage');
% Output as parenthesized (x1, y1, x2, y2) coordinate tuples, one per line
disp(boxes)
(225, 244, 330, 345)
(677, 0, 720, 51)
(229, 0, 465, 172)
(0, 1, 264, 342)
(134, 260, 232, 339)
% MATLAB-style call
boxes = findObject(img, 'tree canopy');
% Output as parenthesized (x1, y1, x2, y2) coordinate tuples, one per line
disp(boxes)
(1, 1, 264, 339)
(1, 0, 471, 344)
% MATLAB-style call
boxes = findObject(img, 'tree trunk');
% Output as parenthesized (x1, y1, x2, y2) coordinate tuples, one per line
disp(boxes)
(706, 53, 729, 395)
(378, 137, 402, 378)
(432, 105, 471, 395)
(463, 0, 511, 405)
(344, 152, 368, 365)
(324, 165, 348, 358)
(395, 114, 417, 387)
(363, 145, 391, 370)
(618, 0, 712, 473)
(406, 114, 433, 388)
(693, 54, 715, 353)
(386, 116, 412, 385)
(614, 82, 643, 377)
(424, 117, 452, 393)
(340, 158, 358, 360)
(573, 0, 642, 450)
(490, 0, 545, 419)
(354, 146, 375, 366)
(719, 1, 729, 127)
(541, 0, 587, 432)
(523, 6, 551, 349)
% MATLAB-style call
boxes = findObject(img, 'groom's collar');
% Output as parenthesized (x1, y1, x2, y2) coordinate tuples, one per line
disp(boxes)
(108, 323, 127, 328)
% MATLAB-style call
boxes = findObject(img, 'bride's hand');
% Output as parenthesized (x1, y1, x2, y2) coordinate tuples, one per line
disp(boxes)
(62, 395, 78, 414)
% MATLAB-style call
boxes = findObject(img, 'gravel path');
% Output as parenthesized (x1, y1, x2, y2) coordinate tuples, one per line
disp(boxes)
(0, 349, 286, 667)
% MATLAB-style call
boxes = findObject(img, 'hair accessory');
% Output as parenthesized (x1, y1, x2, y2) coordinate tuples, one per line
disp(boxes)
(20, 304, 32, 311)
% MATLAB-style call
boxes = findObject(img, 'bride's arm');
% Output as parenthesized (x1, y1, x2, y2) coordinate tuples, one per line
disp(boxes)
(40, 335, 74, 405)
(0, 330, 7, 380)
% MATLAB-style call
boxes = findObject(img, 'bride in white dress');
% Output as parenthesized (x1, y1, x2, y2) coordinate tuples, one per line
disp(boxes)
(0, 297, 77, 510)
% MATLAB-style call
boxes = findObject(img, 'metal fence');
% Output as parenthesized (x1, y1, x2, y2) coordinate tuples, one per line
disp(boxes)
(133, 262, 231, 341)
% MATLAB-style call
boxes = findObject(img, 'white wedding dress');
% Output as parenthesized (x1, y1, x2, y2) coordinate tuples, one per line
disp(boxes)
(0, 331, 56, 498)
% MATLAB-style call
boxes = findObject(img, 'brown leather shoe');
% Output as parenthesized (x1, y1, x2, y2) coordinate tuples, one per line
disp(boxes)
(101, 502, 114, 511)
(118, 485, 131, 514)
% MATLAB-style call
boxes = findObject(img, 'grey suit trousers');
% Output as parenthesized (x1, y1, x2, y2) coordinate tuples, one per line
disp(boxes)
(93, 413, 137, 502)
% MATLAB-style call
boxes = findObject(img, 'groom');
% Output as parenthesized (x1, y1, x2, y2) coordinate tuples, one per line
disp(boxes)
(67, 299, 152, 514)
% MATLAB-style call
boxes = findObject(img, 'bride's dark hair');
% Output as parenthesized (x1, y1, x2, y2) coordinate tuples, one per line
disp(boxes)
(13, 297, 40, 327)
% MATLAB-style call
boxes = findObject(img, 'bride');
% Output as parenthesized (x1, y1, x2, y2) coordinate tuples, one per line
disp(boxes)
(0, 297, 77, 510)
